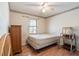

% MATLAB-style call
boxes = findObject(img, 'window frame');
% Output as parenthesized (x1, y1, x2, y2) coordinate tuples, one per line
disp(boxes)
(29, 19, 37, 34)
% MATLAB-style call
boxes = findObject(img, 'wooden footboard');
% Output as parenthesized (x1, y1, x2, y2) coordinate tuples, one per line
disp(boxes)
(0, 33, 12, 56)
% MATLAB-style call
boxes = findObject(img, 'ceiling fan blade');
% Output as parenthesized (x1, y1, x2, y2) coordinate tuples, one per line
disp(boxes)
(47, 4, 69, 6)
(25, 5, 40, 6)
(24, 3, 41, 6)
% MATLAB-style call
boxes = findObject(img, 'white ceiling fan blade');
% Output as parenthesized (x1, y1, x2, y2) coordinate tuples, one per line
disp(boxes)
(24, 3, 41, 6)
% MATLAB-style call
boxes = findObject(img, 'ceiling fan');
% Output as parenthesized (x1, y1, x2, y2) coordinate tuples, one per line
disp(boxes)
(24, 2, 67, 13)
(40, 2, 48, 13)
(24, 2, 77, 13)
(24, 2, 57, 13)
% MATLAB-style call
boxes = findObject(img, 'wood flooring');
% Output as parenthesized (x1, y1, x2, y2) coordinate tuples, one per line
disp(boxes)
(15, 44, 79, 56)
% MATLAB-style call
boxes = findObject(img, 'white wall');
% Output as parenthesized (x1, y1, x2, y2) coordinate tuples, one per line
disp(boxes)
(0, 2, 9, 38)
(47, 8, 79, 50)
(10, 11, 47, 45)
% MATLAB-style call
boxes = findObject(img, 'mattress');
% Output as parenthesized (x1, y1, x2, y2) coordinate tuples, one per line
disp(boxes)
(29, 34, 58, 45)
(27, 34, 59, 49)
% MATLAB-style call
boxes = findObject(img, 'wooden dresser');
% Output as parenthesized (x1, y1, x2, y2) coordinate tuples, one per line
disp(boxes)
(10, 25, 22, 55)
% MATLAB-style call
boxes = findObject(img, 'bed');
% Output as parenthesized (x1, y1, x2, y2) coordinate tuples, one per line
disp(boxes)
(27, 34, 59, 50)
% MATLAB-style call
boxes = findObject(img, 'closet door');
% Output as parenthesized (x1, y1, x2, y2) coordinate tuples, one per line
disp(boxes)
(10, 25, 22, 55)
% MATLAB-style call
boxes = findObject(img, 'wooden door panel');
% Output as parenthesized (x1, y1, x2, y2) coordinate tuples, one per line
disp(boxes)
(10, 25, 22, 55)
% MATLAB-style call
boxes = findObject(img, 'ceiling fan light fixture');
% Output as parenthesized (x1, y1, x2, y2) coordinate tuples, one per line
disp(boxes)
(42, 8, 46, 13)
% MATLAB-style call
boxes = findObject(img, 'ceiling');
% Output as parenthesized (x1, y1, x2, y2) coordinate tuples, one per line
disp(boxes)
(9, 2, 79, 18)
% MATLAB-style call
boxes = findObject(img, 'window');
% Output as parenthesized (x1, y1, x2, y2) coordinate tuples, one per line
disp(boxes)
(29, 19, 37, 33)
